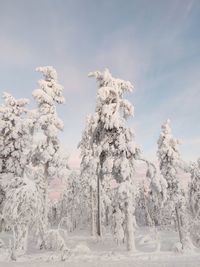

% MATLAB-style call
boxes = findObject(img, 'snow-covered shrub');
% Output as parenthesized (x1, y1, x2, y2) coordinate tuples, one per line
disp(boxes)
(43, 229, 66, 251)
(73, 243, 91, 254)
(3, 174, 43, 255)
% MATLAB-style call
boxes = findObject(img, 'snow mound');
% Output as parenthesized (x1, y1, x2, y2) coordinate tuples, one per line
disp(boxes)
(74, 243, 91, 254)
(138, 234, 154, 245)
(44, 229, 66, 251)
(173, 242, 183, 253)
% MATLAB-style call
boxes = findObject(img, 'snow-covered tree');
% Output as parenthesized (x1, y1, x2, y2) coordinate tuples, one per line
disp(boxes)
(111, 205, 125, 245)
(0, 93, 33, 229)
(3, 170, 43, 255)
(58, 170, 82, 232)
(79, 115, 99, 236)
(79, 68, 140, 251)
(32, 66, 65, 247)
(188, 158, 200, 246)
(147, 170, 167, 226)
(157, 119, 191, 251)
(189, 158, 200, 219)
(0, 93, 32, 178)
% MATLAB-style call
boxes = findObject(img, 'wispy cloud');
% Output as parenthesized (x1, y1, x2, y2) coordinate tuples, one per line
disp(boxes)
(0, 0, 199, 164)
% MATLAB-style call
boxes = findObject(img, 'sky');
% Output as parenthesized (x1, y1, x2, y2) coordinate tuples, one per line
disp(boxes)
(0, 0, 199, 168)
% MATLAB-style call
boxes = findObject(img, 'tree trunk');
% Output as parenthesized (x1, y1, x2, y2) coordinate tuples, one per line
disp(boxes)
(38, 162, 49, 249)
(90, 186, 96, 236)
(125, 199, 135, 251)
(105, 206, 109, 226)
(13, 224, 28, 254)
(43, 162, 49, 230)
(97, 173, 102, 237)
(175, 205, 183, 248)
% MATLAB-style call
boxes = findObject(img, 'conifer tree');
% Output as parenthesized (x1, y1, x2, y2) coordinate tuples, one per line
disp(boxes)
(157, 119, 191, 251)
(79, 69, 140, 251)
(32, 66, 65, 247)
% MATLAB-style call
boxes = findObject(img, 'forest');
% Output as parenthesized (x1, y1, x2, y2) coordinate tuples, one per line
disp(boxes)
(0, 66, 199, 266)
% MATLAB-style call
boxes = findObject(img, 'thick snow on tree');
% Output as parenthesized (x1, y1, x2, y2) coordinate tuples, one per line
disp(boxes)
(135, 161, 167, 228)
(157, 119, 181, 201)
(0, 93, 32, 178)
(3, 171, 43, 255)
(157, 119, 192, 251)
(79, 68, 140, 251)
(32, 66, 65, 247)
(57, 170, 82, 232)
(189, 158, 200, 219)
(78, 115, 99, 235)
(188, 158, 200, 247)
(0, 93, 33, 229)
(147, 170, 167, 226)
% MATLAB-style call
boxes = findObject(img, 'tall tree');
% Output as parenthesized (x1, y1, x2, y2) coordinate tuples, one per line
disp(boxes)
(0, 93, 38, 254)
(0, 93, 31, 177)
(80, 69, 140, 251)
(188, 158, 200, 247)
(0, 93, 32, 224)
(79, 115, 99, 236)
(32, 66, 65, 247)
(157, 119, 191, 251)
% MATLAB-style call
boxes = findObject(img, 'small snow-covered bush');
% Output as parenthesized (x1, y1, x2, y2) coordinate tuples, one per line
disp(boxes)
(74, 243, 91, 254)
(3, 175, 42, 255)
(173, 242, 183, 253)
(44, 229, 67, 251)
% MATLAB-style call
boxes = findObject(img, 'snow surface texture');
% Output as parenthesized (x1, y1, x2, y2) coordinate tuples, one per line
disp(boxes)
(0, 228, 200, 266)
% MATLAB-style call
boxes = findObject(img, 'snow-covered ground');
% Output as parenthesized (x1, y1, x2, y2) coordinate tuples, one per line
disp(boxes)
(0, 228, 200, 267)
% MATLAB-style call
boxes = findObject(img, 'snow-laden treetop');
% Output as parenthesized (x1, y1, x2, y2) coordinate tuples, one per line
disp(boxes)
(0, 93, 29, 117)
(88, 68, 133, 94)
(88, 68, 134, 130)
(158, 119, 180, 162)
(32, 66, 65, 137)
(157, 119, 181, 199)
(33, 66, 65, 106)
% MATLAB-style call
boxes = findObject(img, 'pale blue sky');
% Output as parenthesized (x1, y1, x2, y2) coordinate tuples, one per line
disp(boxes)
(0, 0, 199, 166)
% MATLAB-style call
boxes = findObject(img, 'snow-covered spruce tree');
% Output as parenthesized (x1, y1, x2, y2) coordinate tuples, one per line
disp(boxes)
(0, 93, 32, 178)
(80, 69, 140, 251)
(188, 158, 200, 246)
(157, 119, 191, 251)
(58, 170, 82, 232)
(32, 66, 65, 247)
(146, 168, 167, 227)
(135, 181, 153, 227)
(3, 172, 43, 256)
(0, 93, 33, 230)
(135, 160, 167, 228)
(78, 115, 99, 236)
(189, 158, 200, 219)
